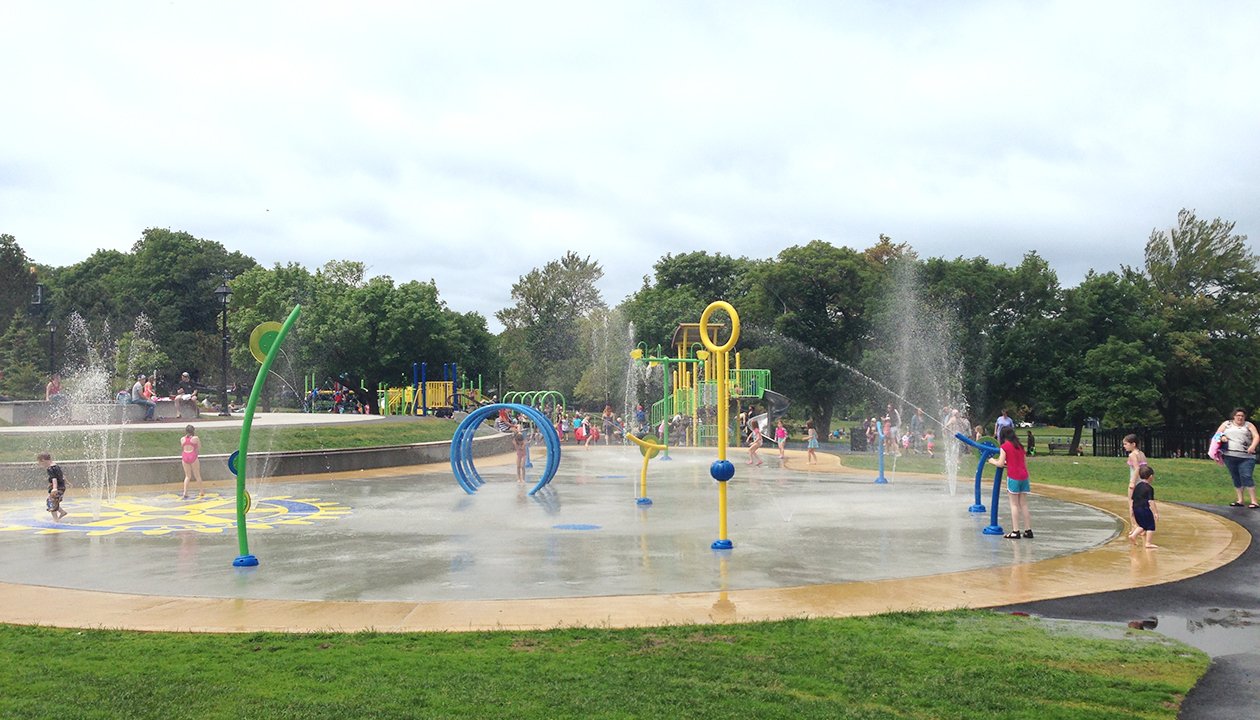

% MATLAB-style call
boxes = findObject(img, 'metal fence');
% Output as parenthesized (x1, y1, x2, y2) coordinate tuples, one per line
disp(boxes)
(1093, 427, 1209, 459)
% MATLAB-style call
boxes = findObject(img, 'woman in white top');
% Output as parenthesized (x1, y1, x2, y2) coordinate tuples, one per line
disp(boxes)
(1216, 408, 1259, 508)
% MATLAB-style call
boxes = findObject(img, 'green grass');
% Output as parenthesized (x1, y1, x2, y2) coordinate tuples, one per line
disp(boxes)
(0, 611, 1205, 719)
(842, 450, 1227, 505)
(0, 417, 463, 463)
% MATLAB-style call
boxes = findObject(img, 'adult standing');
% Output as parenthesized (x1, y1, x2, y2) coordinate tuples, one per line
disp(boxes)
(909, 408, 925, 452)
(1216, 408, 1259, 508)
(602, 405, 616, 445)
(130, 374, 156, 421)
(994, 409, 1014, 439)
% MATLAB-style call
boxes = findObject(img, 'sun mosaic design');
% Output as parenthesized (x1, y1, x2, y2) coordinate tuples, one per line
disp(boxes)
(0, 493, 351, 537)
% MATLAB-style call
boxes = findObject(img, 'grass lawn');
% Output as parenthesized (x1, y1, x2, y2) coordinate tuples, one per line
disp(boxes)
(0, 417, 463, 464)
(1, 611, 1205, 720)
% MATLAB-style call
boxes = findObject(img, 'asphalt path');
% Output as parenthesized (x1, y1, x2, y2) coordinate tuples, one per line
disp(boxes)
(995, 504, 1259, 720)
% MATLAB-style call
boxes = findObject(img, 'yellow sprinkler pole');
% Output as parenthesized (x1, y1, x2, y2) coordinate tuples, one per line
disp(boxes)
(700, 301, 739, 550)
(626, 433, 666, 506)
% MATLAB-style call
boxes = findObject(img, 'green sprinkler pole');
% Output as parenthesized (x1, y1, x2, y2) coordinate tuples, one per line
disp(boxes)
(233, 304, 301, 567)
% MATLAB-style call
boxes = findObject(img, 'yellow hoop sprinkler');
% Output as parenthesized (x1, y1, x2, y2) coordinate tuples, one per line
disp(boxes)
(699, 301, 739, 550)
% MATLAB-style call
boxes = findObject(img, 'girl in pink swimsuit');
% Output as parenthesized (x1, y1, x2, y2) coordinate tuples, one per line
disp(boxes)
(180, 425, 203, 500)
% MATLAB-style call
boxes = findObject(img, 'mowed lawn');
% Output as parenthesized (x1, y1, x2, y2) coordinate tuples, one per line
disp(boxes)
(0, 416, 464, 464)
(1, 611, 1206, 720)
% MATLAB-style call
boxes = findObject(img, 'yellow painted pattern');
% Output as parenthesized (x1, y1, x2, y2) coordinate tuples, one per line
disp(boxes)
(0, 493, 350, 537)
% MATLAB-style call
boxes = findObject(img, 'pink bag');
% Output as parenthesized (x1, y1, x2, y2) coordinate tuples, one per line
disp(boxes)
(1208, 432, 1225, 465)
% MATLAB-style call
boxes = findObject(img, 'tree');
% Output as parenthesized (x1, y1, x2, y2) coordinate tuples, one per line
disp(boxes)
(741, 240, 879, 438)
(1037, 270, 1162, 450)
(0, 312, 47, 399)
(621, 251, 756, 350)
(1143, 209, 1260, 426)
(496, 252, 605, 398)
(0, 235, 38, 336)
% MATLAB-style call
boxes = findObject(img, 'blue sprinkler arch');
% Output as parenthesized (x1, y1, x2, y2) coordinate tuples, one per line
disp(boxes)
(450, 403, 561, 496)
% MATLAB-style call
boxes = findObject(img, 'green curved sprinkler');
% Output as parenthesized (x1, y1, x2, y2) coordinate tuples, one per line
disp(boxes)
(232, 304, 301, 567)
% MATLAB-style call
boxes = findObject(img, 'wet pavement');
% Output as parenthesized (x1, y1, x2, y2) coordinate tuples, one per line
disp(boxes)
(0, 445, 1246, 638)
(0, 448, 1120, 602)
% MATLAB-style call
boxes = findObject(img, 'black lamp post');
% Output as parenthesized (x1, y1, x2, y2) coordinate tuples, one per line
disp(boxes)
(214, 280, 232, 416)
(46, 320, 56, 375)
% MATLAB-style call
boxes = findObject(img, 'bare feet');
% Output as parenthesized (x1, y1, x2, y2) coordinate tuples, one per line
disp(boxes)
(1144, 544, 1159, 548)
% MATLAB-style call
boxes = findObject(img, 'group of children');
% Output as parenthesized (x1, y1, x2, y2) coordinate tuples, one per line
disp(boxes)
(986, 427, 1160, 547)
(34, 424, 207, 524)
(745, 417, 820, 466)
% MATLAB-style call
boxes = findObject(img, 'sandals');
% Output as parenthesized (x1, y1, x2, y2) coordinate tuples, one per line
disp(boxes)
(1004, 531, 1021, 539)
(1250, 504, 1260, 509)
(1229, 502, 1244, 507)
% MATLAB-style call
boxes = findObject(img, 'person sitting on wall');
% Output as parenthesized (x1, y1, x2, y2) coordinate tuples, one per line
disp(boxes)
(130, 374, 156, 421)
(174, 371, 200, 418)
(45, 373, 66, 405)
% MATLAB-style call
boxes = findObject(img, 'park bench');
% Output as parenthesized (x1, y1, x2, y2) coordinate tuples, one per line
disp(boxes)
(1046, 442, 1074, 455)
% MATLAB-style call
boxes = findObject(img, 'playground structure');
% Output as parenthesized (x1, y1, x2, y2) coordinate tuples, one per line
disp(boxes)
(303, 373, 370, 414)
(501, 390, 567, 416)
(376, 362, 487, 418)
(629, 322, 784, 451)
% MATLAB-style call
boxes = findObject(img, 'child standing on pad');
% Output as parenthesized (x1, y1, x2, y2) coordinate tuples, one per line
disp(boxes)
(805, 420, 819, 464)
(512, 424, 527, 483)
(774, 419, 788, 460)
(180, 425, 203, 499)
(1128, 465, 1159, 548)
(37, 452, 68, 522)
(989, 427, 1033, 539)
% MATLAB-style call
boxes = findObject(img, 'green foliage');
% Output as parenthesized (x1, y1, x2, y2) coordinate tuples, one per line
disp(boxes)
(1143, 208, 1260, 426)
(496, 252, 605, 397)
(226, 261, 495, 408)
(0, 312, 48, 399)
(740, 240, 883, 437)
(0, 234, 38, 336)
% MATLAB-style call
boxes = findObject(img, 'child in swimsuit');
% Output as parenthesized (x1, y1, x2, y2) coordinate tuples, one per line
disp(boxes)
(180, 425, 203, 499)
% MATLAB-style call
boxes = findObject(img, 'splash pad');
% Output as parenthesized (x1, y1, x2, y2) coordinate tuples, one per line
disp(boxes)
(0, 445, 1121, 603)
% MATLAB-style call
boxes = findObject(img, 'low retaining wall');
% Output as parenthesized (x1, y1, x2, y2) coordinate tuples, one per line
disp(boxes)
(0, 432, 515, 492)
(0, 400, 200, 426)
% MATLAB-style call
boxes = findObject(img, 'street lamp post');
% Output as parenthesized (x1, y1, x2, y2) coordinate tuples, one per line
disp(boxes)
(46, 320, 56, 375)
(214, 280, 232, 416)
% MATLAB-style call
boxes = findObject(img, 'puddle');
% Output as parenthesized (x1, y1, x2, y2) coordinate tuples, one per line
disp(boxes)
(1153, 609, 1260, 657)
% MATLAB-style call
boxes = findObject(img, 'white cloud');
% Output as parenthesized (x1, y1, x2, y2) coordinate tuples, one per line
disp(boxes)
(2, 0, 1257, 331)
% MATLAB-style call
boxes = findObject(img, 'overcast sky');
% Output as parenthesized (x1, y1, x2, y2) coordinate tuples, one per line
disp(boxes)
(3, 1, 1257, 332)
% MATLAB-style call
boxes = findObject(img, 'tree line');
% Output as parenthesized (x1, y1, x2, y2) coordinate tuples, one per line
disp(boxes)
(3, 210, 1256, 447)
